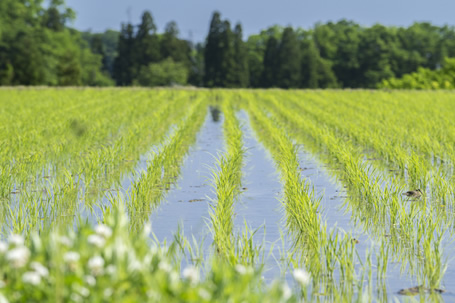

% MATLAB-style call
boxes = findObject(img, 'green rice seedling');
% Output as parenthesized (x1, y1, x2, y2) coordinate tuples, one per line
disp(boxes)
(126, 97, 208, 230)
(242, 94, 369, 301)
(0, 89, 194, 237)
(210, 98, 245, 260)
(251, 90, 451, 296)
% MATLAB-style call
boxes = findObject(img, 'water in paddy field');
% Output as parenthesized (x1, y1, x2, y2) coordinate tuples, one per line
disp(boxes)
(234, 111, 289, 280)
(146, 107, 225, 251)
(300, 149, 455, 301)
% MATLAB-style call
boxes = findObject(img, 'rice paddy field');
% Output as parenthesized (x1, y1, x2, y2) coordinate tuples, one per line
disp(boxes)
(1, 88, 455, 302)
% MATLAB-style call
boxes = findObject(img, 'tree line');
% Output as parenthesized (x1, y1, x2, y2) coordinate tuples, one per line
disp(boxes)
(0, 0, 113, 86)
(2, 1, 455, 88)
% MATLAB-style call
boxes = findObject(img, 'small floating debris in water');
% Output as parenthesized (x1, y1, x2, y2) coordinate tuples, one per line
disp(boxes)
(351, 238, 360, 244)
(10, 191, 20, 194)
(398, 285, 445, 296)
(242, 187, 248, 190)
(189, 199, 205, 203)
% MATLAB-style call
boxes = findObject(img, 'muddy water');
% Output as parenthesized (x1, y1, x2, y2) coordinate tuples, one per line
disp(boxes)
(145, 110, 225, 248)
(234, 111, 289, 278)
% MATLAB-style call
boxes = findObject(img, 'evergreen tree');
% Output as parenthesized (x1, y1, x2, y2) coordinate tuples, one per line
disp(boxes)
(134, 11, 160, 70)
(9, 31, 43, 85)
(161, 21, 191, 67)
(277, 27, 300, 88)
(261, 36, 279, 87)
(204, 12, 224, 87)
(233, 23, 249, 87)
(220, 20, 237, 87)
(113, 23, 135, 85)
(57, 50, 81, 85)
(300, 38, 319, 88)
(90, 35, 108, 72)
(188, 43, 205, 86)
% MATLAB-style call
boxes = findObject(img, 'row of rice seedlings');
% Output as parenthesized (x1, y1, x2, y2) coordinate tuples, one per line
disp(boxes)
(243, 96, 367, 301)
(258, 92, 448, 292)
(1, 90, 191, 236)
(0, 202, 295, 303)
(286, 91, 455, 196)
(126, 96, 208, 230)
(307, 91, 455, 163)
(209, 99, 246, 261)
(0, 89, 139, 188)
(280, 91, 455, 230)
(282, 91, 431, 183)
(0, 89, 134, 199)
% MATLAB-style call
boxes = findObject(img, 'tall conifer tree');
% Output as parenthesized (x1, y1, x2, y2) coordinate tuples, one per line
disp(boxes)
(233, 23, 249, 87)
(300, 38, 319, 88)
(113, 23, 135, 85)
(204, 12, 223, 87)
(261, 36, 279, 87)
(277, 27, 301, 88)
(135, 11, 160, 67)
(220, 20, 237, 87)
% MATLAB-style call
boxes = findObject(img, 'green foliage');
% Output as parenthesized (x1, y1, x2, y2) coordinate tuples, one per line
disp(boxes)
(380, 57, 455, 89)
(134, 58, 189, 87)
(0, 204, 295, 303)
(203, 12, 240, 87)
(232, 24, 250, 87)
(2, 1, 455, 89)
(0, 0, 111, 87)
(113, 23, 136, 86)
(276, 27, 301, 88)
(161, 21, 191, 68)
(1, 88, 455, 301)
(261, 37, 279, 87)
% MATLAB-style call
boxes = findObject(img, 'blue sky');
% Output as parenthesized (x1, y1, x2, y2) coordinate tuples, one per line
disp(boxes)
(66, 0, 455, 42)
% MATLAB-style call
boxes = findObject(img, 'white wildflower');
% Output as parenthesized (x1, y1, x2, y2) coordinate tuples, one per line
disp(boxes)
(169, 271, 179, 285)
(58, 236, 72, 247)
(85, 275, 96, 286)
(64, 251, 80, 263)
(199, 289, 211, 300)
(30, 262, 49, 278)
(235, 264, 247, 275)
(0, 241, 7, 254)
(0, 293, 9, 303)
(182, 266, 199, 284)
(8, 234, 24, 246)
(87, 234, 106, 248)
(70, 293, 82, 303)
(103, 288, 113, 298)
(158, 261, 172, 273)
(22, 271, 41, 285)
(6, 246, 30, 268)
(77, 286, 90, 297)
(88, 256, 104, 276)
(143, 224, 152, 237)
(106, 265, 116, 275)
(128, 259, 142, 273)
(95, 224, 112, 238)
(282, 283, 292, 300)
(293, 269, 310, 286)
(0, 280, 5, 288)
(147, 290, 161, 300)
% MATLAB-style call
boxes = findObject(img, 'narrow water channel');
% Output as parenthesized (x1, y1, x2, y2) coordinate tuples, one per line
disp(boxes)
(235, 111, 290, 279)
(146, 109, 225, 248)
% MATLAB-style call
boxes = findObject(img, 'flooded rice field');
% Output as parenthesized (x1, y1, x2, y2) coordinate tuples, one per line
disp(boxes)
(2, 89, 455, 302)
